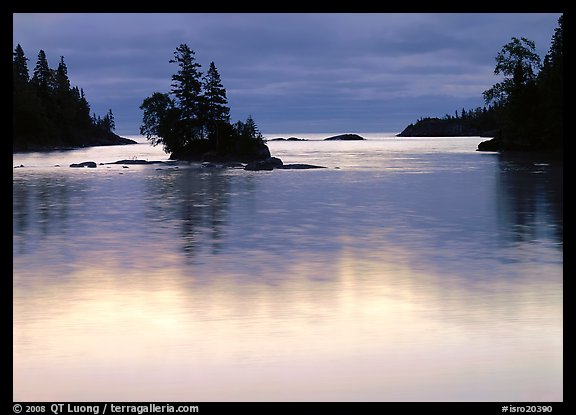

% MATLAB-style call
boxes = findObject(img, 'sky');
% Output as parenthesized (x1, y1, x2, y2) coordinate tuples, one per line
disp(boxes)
(12, 13, 563, 136)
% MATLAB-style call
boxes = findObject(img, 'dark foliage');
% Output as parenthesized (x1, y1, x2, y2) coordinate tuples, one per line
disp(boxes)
(13, 44, 132, 152)
(398, 15, 563, 153)
(397, 105, 500, 137)
(140, 44, 269, 161)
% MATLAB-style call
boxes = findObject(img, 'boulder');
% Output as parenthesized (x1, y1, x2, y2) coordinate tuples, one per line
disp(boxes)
(244, 157, 284, 171)
(477, 138, 501, 151)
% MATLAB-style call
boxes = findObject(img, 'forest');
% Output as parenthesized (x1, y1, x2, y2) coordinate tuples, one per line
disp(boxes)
(399, 14, 563, 152)
(13, 45, 134, 152)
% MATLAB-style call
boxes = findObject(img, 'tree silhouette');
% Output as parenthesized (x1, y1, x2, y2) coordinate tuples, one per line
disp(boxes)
(13, 44, 29, 84)
(140, 44, 268, 162)
(13, 44, 128, 151)
(483, 37, 541, 106)
(31, 50, 52, 96)
(170, 43, 204, 144)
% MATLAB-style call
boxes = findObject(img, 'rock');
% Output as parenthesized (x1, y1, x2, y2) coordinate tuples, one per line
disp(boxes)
(477, 138, 501, 151)
(14, 164, 24, 168)
(279, 164, 327, 169)
(106, 159, 165, 165)
(224, 161, 245, 168)
(323, 134, 365, 141)
(70, 161, 97, 168)
(244, 157, 284, 171)
(201, 162, 221, 168)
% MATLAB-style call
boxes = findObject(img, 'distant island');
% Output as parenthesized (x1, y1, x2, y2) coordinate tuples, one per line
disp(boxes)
(269, 134, 365, 141)
(269, 137, 308, 141)
(398, 15, 562, 153)
(324, 134, 365, 141)
(13, 44, 136, 152)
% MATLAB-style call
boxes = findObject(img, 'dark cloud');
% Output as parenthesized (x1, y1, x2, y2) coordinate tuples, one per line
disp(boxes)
(13, 13, 562, 135)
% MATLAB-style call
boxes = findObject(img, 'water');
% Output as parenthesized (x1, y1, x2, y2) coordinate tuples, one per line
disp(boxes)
(13, 135, 563, 401)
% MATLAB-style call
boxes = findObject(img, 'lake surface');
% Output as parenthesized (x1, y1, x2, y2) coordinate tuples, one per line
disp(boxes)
(13, 135, 563, 401)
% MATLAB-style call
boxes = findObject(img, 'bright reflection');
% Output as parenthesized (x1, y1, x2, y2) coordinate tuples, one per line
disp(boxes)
(14, 244, 562, 401)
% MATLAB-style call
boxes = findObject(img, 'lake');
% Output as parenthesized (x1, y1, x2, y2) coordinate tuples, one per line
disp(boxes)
(13, 135, 563, 401)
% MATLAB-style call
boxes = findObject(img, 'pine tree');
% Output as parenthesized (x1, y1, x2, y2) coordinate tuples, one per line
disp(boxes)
(55, 56, 71, 94)
(202, 61, 230, 124)
(13, 44, 29, 84)
(105, 109, 115, 132)
(202, 61, 230, 147)
(31, 49, 52, 95)
(170, 43, 203, 139)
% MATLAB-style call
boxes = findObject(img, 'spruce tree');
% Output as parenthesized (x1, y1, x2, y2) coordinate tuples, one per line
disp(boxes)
(202, 61, 230, 124)
(170, 43, 203, 143)
(55, 56, 71, 94)
(13, 44, 29, 84)
(202, 61, 230, 147)
(31, 49, 52, 95)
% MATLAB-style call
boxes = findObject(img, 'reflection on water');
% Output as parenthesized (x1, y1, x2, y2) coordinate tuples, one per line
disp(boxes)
(496, 152, 563, 247)
(13, 139, 562, 401)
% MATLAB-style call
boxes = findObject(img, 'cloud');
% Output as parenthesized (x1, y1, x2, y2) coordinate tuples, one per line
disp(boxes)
(13, 12, 562, 135)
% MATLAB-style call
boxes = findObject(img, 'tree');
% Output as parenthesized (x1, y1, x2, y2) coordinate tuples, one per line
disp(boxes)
(170, 43, 204, 143)
(536, 14, 563, 149)
(101, 109, 115, 132)
(13, 44, 29, 84)
(140, 44, 269, 161)
(202, 62, 230, 124)
(483, 37, 541, 106)
(31, 49, 52, 95)
(54, 56, 71, 95)
(140, 92, 182, 152)
(202, 61, 230, 148)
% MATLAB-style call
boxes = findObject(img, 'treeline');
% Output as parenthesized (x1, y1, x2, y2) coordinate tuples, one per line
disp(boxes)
(140, 43, 270, 161)
(399, 14, 563, 152)
(13, 44, 132, 151)
(398, 105, 499, 137)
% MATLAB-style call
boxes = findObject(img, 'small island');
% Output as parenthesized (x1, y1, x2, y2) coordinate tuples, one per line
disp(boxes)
(269, 137, 308, 141)
(139, 44, 273, 164)
(324, 134, 365, 141)
(13, 44, 136, 152)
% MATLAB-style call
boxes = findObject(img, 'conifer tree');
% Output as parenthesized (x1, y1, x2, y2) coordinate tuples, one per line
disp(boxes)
(55, 56, 71, 94)
(170, 43, 204, 142)
(13, 44, 29, 84)
(202, 61, 230, 124)
(31, 50, 52, 95)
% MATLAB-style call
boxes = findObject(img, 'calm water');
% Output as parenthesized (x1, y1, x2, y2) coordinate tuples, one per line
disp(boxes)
(13, 135, 563, 401)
